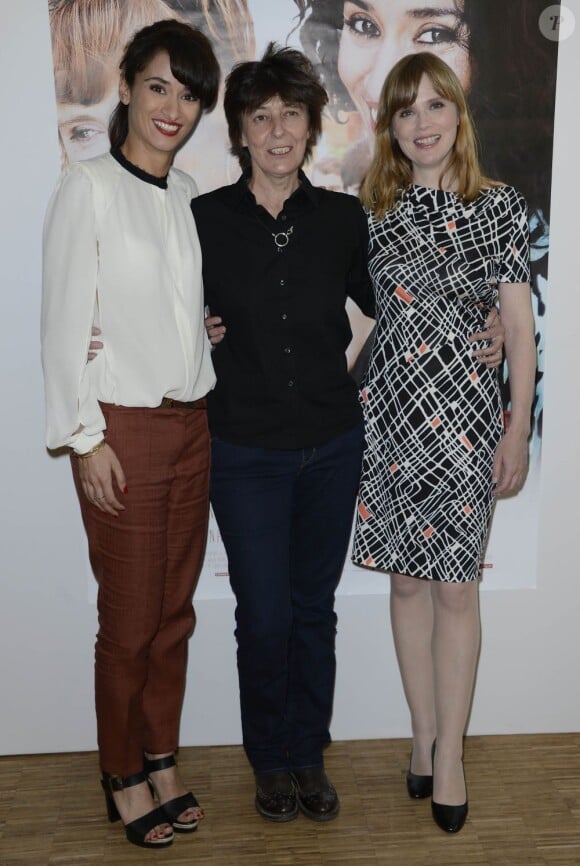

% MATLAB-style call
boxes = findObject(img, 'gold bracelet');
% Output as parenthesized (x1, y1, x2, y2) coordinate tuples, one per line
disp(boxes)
(75, 439, 107, 459)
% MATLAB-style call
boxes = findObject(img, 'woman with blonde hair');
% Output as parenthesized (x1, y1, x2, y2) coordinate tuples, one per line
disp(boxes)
(352, 52, 536, 833)
(294, 0, 556, 437)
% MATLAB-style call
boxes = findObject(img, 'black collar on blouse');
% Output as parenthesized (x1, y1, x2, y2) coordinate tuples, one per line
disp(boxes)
(111, 147, 168, 189)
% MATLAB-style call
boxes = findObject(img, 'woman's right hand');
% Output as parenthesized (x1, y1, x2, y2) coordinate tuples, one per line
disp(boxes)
(205, 315, 226, 346)
(77, 443, 127, 515)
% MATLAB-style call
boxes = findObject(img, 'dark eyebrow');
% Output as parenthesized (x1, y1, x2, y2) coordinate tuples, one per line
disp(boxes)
(346, 1, 461, 17)
(144, 76, 171, 84)
(409, 7, 461, 18)
(252, 102, 302, 111)
(59, 114, 104, 124)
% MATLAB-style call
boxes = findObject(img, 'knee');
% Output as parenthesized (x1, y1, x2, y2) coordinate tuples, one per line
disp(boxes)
(433, 581, 478, 616)
(390, 573, 429, 601)
(235, 609, 291, 658)
(293, 601, 337, 634)
(96, 611, 167, 666)
(96, 629, 152, 671)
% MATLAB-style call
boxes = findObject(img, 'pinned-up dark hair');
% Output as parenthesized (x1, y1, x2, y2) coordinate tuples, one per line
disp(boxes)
(109, 19, 220, 149)
(224, 41, 328, 172)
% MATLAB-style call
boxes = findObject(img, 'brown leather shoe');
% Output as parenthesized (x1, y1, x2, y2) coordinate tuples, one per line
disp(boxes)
(291, 767, 340, 822)
(255, 772, 298, 822)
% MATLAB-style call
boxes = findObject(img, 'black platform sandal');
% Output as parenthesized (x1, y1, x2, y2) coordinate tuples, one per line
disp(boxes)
(144, 754, 203, 833)
(101, 771, 174, 848)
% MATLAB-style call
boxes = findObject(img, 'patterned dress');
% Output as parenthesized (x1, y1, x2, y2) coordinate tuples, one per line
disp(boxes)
(352, 184, 530, 582)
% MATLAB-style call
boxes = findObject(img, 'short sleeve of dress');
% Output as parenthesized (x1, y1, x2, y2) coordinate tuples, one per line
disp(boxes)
(498, 187, 531, 285)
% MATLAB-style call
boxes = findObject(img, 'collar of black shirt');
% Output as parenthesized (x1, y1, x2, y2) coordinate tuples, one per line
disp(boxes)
(234, 168, 320, 220)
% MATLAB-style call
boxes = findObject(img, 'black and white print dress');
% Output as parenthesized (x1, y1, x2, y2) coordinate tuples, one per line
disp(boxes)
(352, 184, 530, 582)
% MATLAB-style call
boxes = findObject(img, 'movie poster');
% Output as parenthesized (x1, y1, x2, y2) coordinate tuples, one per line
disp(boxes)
(47, 0, 559, 597)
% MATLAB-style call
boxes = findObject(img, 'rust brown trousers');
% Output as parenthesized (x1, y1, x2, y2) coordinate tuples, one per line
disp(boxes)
(72, 401, 210, 776)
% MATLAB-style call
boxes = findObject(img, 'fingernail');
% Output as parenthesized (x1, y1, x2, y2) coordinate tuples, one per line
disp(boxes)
(123, 486, 128, 494)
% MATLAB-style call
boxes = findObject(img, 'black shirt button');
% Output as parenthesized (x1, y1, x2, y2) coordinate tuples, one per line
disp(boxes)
(288, 379, 294, 387)
(280, 279, 285, 286)
(281, 313, 288, 320)
(284, 347, 291, 354)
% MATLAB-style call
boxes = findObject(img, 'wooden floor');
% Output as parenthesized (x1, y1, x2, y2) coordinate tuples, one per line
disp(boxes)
(0, 734, 578, 866)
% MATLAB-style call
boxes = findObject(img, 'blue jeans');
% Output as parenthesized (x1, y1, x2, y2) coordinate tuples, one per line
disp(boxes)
(210, 423, 364, 774)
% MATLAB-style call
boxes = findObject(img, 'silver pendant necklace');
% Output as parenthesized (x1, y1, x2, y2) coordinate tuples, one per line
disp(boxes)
(272, 225, 294, 251)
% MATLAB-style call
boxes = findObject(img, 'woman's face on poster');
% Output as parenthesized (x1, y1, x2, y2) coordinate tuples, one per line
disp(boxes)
(338, 0, 470, 137)
(57, 71, 119, 164)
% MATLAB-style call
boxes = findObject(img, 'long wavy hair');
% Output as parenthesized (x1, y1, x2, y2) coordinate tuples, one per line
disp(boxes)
(50, 0, 174, 107)
(50, 0, 253, 105)
(160, 0, 254, 69)
(291, 0, 349, 115)
(361, 52, 496, 218)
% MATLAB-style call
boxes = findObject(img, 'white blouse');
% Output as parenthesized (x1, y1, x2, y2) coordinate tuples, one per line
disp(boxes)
(42, 151, 215, 453)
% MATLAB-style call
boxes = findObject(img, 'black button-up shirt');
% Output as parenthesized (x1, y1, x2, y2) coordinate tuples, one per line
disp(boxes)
(191, 170, 374, 449)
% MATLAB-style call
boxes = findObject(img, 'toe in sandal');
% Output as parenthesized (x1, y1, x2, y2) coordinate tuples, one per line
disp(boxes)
(144, 754, 202, 833)
(101, 772, 174, 849)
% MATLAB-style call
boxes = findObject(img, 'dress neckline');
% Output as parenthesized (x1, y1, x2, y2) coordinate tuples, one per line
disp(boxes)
(111, 147, 169, 190)
(405, 184, 460, 208)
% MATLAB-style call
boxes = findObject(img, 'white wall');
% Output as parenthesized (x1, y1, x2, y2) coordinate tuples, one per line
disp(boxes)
(0, 2, 577, 756)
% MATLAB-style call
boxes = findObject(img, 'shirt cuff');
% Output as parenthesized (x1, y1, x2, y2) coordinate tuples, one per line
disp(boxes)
(71, 430, 105, 455)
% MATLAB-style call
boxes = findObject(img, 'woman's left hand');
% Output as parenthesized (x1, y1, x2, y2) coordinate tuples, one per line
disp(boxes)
(470, 307, 505, 368)
(492, 429, 529, 496)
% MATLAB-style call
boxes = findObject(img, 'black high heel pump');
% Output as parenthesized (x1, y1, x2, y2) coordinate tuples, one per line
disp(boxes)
(101, 771, 174, 848)
(431, 743, 468, 833)
(406, 738, 435, 799)
(406, 752, 433, 799)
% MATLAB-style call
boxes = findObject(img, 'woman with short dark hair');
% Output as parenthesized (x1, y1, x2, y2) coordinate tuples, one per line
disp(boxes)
(194, 42, 374, 824)
(42, 20, 219, 849)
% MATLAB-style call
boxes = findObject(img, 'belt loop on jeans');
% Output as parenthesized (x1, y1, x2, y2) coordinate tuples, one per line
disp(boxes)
(160, 396, 206, 410)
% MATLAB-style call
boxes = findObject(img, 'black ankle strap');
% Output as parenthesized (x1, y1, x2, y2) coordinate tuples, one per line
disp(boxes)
(103, 770, 147, 792)
(144, 754, 176, 773)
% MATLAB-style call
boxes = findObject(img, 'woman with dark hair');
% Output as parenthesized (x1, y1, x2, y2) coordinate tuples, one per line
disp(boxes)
(50, 0, 178, 165)
(294, 0, 556, 437)
(49, 0, 254, 190)
(353, 52, 536, 833)
(42, 20, 219, 849)
(194, 42, 374, 824)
